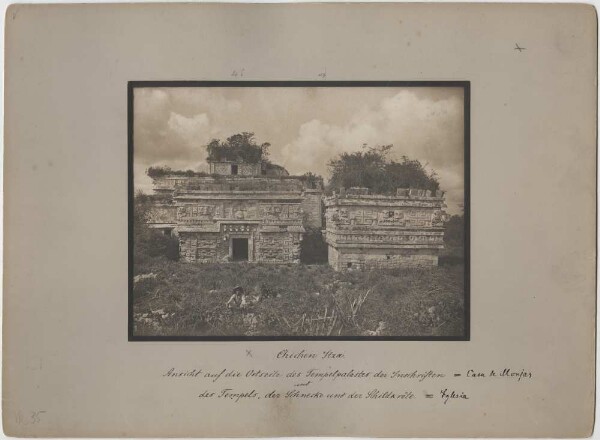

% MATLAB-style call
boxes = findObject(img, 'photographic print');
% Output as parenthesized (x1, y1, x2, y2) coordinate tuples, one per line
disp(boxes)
(129, 82, 469, 340)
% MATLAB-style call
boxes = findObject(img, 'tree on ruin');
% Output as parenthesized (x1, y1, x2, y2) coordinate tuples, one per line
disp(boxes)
(327, 144, 440, 194)
(205, 132, 270, 163)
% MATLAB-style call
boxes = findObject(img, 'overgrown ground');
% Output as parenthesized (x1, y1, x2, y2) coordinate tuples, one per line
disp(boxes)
(133, 251, 465, 338)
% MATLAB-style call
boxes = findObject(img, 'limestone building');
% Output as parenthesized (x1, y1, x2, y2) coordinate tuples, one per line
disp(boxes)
(145, 160, 323, 263)
(323, 187, 448, 271)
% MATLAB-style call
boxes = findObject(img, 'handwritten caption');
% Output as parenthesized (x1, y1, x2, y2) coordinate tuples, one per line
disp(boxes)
(161, 349, 533, 405)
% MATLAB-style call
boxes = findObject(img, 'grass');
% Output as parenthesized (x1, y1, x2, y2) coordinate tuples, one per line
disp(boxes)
(132, 255, 465, 338)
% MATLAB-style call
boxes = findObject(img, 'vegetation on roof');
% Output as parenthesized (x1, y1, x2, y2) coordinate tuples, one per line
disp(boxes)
(146, 167, 210, 179)
(327, 144, 440, 194)
(206, 132, 270, 164)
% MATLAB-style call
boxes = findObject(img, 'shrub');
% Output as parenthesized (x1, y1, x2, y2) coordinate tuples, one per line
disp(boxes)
(206, 132, 269, 163)
(299, 172, 324, 189)
(133, 192, 180, 264)
(133, 276, 158, 300)
(134, 229, 179, 263)
(440, 215, 464, 265)
(147, 166, 207, 178)
(132, 261, 465, 338)
(444, 215, 464, 246)
(327, 145, 440, 194)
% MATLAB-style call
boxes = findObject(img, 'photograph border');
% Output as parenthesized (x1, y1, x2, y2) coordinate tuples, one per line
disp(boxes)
(127, 80, 471, 342)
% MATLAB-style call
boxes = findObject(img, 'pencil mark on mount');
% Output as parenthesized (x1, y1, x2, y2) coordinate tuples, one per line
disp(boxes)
(15, 410, 46, 425)
(514, 43, 526, 52)
(245, 349, 253, 358)
(231, 68, 245, 77)
(318, 68, 326, 79)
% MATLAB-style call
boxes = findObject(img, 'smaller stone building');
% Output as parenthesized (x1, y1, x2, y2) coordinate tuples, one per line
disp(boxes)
(324, 187, 448, 271)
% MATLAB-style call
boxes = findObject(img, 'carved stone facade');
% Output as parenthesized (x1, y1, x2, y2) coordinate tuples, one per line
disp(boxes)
(144, 163, 449, 269)
(145, 161, 322, 264)
(323, 188, 448, 271)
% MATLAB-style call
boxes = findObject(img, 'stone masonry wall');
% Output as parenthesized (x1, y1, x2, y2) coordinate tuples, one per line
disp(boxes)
(146, 204, 177, 225)
(175, 200, 304, 224)
(330, 248, 438, 271)
(179, 230, 301, 263)
(324, 189, 447, 271)
(179, 232, 231, 263)
(148, 170, 322, 264)
(300, 191, 323, 229)
(210, 162, 262, 176)
(255, 232, 301, 263)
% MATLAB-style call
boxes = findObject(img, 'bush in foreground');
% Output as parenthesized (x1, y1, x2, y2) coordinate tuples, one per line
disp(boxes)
(132, 261, 465, 338)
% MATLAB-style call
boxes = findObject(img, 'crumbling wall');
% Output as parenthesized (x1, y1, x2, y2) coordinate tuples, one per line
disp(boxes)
(146, 205, 177, 225)
(300, 190, 323, 228)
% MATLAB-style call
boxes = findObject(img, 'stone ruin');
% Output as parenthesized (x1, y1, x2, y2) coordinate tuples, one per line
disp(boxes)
(323, 187, 449, 270)
(144, 161, 449, 270)
(145, 159, 323, 264)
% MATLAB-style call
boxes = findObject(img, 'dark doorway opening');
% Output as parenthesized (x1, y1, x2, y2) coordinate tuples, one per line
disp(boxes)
(231, 164, 238, 175)
(231, 238, 249, 261)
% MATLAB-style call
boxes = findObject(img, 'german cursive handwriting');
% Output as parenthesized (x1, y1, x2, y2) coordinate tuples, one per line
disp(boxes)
(161, 349, 534, 405)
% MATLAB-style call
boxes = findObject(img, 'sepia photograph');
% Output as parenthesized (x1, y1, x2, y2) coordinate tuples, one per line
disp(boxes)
(129, 82, 469, 340)
(4, 3, 596, 437)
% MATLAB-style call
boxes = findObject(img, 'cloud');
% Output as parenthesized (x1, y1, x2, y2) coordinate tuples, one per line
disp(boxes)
(133, 87, 465, 214)
(278, 90, 463, 174)
(133, 88, 243, 169)
(166, 112, 211, 150)
(275, 90, 464, 212)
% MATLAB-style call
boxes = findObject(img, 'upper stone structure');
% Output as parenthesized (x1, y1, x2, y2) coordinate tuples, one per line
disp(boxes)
(208, 160, 290, 177)
(323, 187, 448, 271)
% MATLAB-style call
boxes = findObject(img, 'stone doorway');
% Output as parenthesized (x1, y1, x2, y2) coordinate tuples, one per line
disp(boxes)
(231, 238, 249, 261)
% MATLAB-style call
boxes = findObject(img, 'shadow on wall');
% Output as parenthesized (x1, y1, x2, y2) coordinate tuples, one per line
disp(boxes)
(300, 228, 328, 264)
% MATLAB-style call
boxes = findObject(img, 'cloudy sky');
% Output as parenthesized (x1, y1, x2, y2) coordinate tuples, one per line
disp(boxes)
(134, 86, 465, 214)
